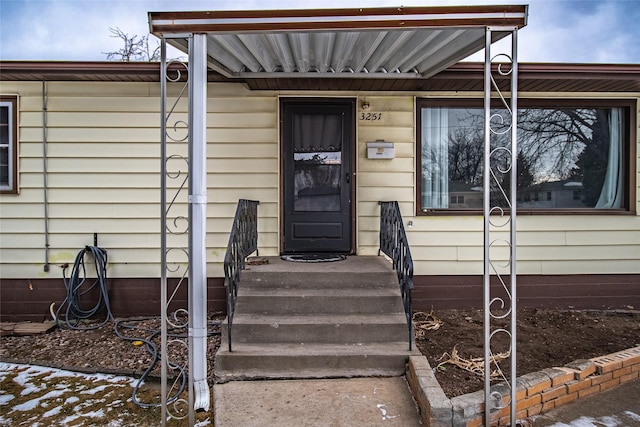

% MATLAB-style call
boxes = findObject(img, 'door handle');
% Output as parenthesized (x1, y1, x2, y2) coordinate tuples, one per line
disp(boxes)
(345, 172, 351, 184)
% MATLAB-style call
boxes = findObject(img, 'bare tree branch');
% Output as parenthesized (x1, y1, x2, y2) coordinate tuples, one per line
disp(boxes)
(103, 27, 160, 62)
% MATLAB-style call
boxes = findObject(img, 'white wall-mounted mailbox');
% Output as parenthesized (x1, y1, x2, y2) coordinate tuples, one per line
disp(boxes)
(366, 140, 395, 159)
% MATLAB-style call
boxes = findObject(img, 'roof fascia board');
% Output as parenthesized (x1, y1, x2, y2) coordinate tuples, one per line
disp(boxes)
(148, 5, 528, 36)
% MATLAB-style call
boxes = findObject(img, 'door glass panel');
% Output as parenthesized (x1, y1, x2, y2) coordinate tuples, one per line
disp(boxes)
(293, 113, 342, 212)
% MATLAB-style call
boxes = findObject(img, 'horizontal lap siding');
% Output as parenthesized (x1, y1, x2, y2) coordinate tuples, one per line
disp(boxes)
(1, 81, 638, 283)
(0, 81, 278, 280)
(357, 96, 415, 256)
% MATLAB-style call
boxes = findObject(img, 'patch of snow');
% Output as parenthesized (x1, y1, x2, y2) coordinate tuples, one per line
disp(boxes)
(0, 394, 15, 405)
(625, 411, 640, 422)
(61, 410, 106, 426)
(43, 406, 62, 417)
(20, 384, 45, 396)
(376, 403, 399, 420)
(80, 409, 106, 419)
(13, 389, 65, 411)
(81, 384, 110, 395)
(74, 398, 107, 412)
(546, 415, 622, 427)
(61, 414, 81, 425)
(41, 367, 137, 387)
(64, 396, 80, 405)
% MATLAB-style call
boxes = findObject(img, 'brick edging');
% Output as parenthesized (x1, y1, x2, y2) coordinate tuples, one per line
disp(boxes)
(406, 346, 640, 427)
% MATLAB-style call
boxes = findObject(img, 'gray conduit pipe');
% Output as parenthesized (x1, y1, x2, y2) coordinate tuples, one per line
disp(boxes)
(42, 81, 51, 272)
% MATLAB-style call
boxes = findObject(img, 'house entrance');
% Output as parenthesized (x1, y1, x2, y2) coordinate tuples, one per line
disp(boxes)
(281, 99, 354, 254)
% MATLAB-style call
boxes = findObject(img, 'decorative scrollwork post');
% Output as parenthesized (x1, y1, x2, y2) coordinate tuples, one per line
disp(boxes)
(483, 27, 519, 426)
(160, 37, 193, 426)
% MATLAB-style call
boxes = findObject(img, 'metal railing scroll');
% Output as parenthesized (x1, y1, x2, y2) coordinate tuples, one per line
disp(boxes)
(483, 27, 519, 426)
(378, 201, 414, 350)
(224, 199, 259, 352)
(160, 38, 191, 425)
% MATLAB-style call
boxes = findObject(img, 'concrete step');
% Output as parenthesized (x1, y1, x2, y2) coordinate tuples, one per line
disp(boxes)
(215, 255, 415, 383)
(230, 313, 410, 344)
(241, 270, 399, 290)
(214, 341, 417, 382)
(235, 288, 404, 315)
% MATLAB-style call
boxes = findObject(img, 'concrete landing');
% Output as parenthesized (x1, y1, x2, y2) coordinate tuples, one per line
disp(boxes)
(213, 376, 422, 427)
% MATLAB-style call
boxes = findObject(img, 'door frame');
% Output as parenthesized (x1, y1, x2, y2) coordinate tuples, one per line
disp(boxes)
(279, 97, 357, 254)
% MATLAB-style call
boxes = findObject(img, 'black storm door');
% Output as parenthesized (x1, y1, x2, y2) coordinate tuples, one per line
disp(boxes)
(282, 100, 354, 253)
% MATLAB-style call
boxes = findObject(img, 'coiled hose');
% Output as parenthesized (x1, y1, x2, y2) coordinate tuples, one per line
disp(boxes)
(54, 245, 220, 408)
(56, 245, 113, 329)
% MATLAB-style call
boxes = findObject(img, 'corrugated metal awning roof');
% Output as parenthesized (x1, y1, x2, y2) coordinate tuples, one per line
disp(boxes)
(148, 5, 528, 80)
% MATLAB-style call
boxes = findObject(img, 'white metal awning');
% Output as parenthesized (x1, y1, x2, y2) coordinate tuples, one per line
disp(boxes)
(152, 6, 528, 423)
(149, 5, 528, 80)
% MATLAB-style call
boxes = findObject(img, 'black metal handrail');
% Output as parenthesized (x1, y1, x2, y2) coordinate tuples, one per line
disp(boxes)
(378, 201, 414, 350)
(224, 199, 259, 352)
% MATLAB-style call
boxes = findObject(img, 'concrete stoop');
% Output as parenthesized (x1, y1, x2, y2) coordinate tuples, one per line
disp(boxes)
(214, 256, 419, 383)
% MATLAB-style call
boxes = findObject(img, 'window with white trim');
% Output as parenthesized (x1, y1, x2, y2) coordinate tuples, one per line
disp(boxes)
(416, 99, 633, 214)
(0, 96, 18, 194)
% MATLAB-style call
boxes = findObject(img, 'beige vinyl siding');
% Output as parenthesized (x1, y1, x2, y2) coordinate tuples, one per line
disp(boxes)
(357, 96, 415, 257)
(0, 81, 279, 279)
(1, 80, 638, 280)
(0, 82, 160, 279)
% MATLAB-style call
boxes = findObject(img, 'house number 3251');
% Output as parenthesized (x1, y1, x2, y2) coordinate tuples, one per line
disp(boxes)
(359, 112, 383, 121)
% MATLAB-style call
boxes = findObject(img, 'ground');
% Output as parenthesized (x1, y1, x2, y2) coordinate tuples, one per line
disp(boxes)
(1, 308, 639, 419)
(0, 315, 224, 426)
(414, 308, 640, 397)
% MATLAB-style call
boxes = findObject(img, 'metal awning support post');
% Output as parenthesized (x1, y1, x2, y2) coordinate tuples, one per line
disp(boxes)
(188, 33, 210, 418)
(483, 26, 518, 426)
(160, 38, 167, 426)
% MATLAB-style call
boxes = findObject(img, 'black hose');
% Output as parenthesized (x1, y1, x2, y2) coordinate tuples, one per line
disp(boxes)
(55, 245, 222, 408)
(56, 245, 113, 329)
(114, 317, 221, 408)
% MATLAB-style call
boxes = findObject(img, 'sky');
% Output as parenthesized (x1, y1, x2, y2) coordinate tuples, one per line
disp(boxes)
(0, 0, 639, 64)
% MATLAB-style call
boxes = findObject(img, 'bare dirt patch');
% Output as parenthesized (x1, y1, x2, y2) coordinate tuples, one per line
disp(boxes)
(414, 308, 640, 398)
(1, 314, 223, 396)
(1, 309, 639, 402)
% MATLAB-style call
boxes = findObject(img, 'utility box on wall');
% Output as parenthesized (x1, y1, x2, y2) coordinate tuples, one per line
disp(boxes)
(366, 140, 395, 159)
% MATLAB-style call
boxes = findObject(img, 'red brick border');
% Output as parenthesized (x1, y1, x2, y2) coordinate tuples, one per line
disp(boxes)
(407, 346, 640, 427)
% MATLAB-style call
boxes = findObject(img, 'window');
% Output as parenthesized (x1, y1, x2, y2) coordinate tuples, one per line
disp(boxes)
(0, 96, 18, 194)
(450, 195, 464, 205)
(417, 99, 633, 213)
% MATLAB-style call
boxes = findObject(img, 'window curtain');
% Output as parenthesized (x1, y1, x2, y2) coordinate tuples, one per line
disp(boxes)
(421, 108, 449, 209)
(595, 108, 623, 208)
(293, 114, 342, 153)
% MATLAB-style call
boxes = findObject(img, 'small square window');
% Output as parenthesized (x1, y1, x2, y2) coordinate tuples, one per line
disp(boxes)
(450, 195, 464, 205)
(0, 96, 18, 194)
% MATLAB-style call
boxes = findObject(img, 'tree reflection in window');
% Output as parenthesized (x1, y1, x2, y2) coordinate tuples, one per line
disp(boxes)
(419, 102, 627, 211)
